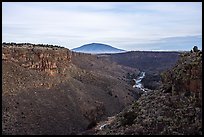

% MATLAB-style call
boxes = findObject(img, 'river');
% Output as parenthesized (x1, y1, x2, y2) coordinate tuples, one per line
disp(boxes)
(133, 72, 146, 92)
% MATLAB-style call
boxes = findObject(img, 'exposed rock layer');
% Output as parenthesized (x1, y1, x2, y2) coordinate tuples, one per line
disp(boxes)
(2, 46, 71, 76)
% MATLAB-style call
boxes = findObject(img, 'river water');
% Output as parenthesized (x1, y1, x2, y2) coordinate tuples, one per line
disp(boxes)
(133, 72, 146, 91)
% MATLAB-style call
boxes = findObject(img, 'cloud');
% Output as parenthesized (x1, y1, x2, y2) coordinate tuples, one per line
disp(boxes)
(2, 2, 202, 51)
(125, 35, 202, 51)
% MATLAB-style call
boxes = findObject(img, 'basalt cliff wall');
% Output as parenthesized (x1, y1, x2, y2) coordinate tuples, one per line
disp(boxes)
(2, 45, 71, 76)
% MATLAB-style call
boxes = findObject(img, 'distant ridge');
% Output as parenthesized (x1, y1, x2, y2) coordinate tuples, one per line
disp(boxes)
(72, 43, 126, 54)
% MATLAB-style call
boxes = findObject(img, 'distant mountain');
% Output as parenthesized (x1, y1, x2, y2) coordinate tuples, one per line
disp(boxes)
(72, 43, 126, 54)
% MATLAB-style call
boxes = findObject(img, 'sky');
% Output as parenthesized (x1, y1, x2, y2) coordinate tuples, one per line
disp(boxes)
(2, 2, 202, 51)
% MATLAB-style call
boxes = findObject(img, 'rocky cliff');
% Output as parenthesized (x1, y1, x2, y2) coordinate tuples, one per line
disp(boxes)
(162, 50, 202, 96)
(2, 44, 71, 76)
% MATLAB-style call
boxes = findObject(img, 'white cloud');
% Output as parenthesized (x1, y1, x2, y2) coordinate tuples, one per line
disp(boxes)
(2, 2, 202, 50)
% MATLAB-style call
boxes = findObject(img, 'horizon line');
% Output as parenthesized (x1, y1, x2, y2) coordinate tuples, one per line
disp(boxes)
(2, 42, 201, 52)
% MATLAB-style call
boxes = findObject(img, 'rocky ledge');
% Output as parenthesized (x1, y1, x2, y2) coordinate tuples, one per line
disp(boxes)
(2, 43, 72, 76)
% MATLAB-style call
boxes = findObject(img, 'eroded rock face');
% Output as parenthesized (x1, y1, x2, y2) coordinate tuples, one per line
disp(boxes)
(2, 46, 72, 76)
(161, 51, 202, 96)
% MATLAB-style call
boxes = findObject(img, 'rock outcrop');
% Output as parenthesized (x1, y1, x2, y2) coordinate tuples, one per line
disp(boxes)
(2, 44, 71, 76)
(161, 50, 202, 100)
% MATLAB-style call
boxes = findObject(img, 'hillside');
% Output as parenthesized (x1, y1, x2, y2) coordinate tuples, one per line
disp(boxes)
(103, 51, 180, 73)
(72, 43, 126, 54)
(99, 51, 180, 90)
(2, 43, 139, 135)
(90, 48, 202, 135)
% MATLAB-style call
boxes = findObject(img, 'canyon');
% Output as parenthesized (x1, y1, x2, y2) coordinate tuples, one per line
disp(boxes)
(2, 43, 201, 135)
